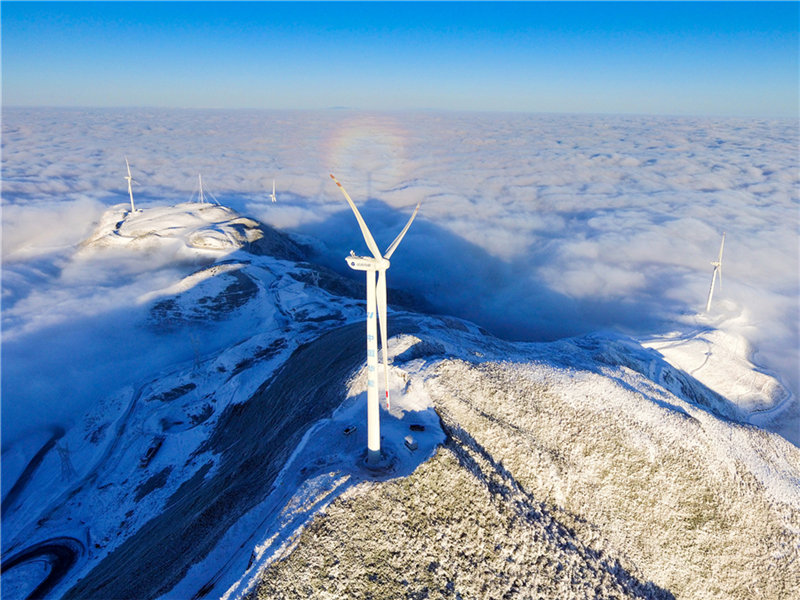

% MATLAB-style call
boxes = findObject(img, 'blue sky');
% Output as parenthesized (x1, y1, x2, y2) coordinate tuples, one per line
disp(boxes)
(1, 2, 798, 117)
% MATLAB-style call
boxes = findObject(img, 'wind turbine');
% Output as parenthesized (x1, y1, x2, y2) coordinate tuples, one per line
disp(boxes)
(705, 232, 726, 313)
(331, 173, 420, 464)
(195, 174, 220, 205)
(124, 157, 137, 212)
(269, 179, 277, 203)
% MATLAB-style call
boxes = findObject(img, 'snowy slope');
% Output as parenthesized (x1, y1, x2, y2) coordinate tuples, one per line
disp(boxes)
(0, 201, 442, 599)
(251, 327, 800, 600)
(642, 306, 799, 445)
(2, 201, 798, 600)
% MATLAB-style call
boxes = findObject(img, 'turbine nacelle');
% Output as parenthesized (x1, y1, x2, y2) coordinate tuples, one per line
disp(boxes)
(346, 253, 390, 272)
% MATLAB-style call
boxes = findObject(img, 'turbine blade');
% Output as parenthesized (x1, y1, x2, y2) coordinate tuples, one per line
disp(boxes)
(718, 265, 722, 291)
(377, 269, 390, 410)
(384, 201, 421, 259)
(125, 156, 132, 177)
(706, 262, 722, 312)
(718, 232, 726, 264)
(330, 174, 382, 260)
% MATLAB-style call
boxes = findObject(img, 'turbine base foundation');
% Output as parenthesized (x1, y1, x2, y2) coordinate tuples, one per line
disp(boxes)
(361, 448, 395, 474)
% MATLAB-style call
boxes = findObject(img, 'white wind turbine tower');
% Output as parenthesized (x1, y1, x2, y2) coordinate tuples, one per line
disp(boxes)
(269, 179, 277, 203)
(705, 232, 726, 313)
(197, 174, 206, 204)
(124, 157, 137, 212)
(331, 173, 420, 464)
(195, 174, 220, 205)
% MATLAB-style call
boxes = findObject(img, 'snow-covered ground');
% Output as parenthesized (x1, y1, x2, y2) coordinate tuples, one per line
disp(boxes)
(1, 108, 798, 598)
(643, 305, 798, 443)
(253, 330, 800, 600)
(1, 199, 797, 599)
(1, 201, 446, 599)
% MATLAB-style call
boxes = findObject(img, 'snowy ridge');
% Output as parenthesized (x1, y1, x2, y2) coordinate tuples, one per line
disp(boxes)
(78, 202, 262, 254)
(1, 202, 435, 599)
(642, 316, 797, 442)
(253, 325, 799, 599)
(2, 201, 798, 600)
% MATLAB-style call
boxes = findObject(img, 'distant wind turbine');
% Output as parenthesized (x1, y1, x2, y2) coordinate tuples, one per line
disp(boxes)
(195, 173, 220, 205)
(705, 232, 726, 313)
(124, 157, 137, 212)
(269, 179, 277, 203)
(331, 173, 420, 464)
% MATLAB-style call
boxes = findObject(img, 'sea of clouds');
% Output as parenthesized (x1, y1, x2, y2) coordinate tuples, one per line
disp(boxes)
(2, 107, 798, 446)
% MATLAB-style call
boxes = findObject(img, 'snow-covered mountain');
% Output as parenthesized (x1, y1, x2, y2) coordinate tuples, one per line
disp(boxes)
(1, 202, 798, 600)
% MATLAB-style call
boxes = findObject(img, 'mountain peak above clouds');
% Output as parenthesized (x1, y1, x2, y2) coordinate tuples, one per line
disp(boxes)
(78, 201, 301, 259)
(2, 200, 798, 600)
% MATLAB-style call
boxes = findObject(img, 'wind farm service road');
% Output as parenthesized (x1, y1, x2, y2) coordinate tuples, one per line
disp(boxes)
(0, 537, 83, 600)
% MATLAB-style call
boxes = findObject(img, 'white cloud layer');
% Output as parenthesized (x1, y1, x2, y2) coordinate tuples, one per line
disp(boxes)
(2, 108, 798, 443)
